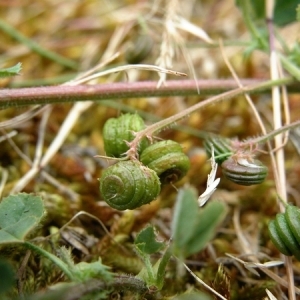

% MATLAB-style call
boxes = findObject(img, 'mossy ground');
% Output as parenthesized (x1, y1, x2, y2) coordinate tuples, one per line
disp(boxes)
(0, 1, 300, 299)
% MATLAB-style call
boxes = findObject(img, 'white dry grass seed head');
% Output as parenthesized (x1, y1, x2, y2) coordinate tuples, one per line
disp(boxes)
(198, 144, 220, 207)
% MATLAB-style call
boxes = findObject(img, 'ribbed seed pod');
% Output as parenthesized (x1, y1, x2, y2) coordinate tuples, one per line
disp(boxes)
(140, 140, 190, 184)
(203, 134, 232, 164)
(99, 160, 161, 210)
(268, 205, 300, 261)
(221, 157, 268, 186)
(125, 34, 153, 64)
(102, 113, 148, 157)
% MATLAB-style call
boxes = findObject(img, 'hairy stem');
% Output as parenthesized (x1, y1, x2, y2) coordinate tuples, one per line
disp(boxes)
(127, 78, 293, 158)
(240, 119, 300, 147)
(0, 78, 296, 109)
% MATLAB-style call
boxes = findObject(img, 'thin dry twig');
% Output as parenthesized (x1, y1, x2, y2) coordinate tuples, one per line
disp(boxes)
(0, 106, 48, 129)
(32, 106, 52, 169)
(183, 262, 228, 300)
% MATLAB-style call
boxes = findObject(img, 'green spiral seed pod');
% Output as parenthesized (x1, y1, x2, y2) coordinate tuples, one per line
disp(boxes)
(140, 140, 190, 184)
(102, 113, 149, 158)
(268, 205, 300, 261)
(99, 160, 161, 210)
(221, 157, 268, 186)
(125, 34, 153, 64)
(285, 205, 300, 244)
(203, 134, 232, 164)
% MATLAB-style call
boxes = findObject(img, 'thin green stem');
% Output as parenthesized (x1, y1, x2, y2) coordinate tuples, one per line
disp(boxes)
(156, 247, 172, 289)
(142, 254, 156, 285)
(0, 18, 78, 70)
(239, 1, 268, 51)
(24, 241, 74, 280)
(279, 54, 300, 81)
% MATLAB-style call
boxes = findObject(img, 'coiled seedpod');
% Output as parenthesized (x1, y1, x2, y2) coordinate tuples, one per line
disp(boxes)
(203, 134, 232, 164)
(140, 140, 190, 184)
(99, 160, 161, 210)
(102, 113, 149, 158)
(268, 205, 300, 261)
(221, 157, 268, 186)
(125, 34, 153, 64)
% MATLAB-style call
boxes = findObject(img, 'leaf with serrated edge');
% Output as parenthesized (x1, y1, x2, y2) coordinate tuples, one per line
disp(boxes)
(135, 226, 164, 255)
(0, 63, 22, 78)
(0, 193, 44, 243)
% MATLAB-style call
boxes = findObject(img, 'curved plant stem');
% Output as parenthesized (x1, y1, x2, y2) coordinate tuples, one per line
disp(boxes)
(24, 241, 74, 280)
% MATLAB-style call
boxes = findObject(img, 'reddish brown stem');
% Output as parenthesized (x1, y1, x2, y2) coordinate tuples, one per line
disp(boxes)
(1, 78, 297, 109)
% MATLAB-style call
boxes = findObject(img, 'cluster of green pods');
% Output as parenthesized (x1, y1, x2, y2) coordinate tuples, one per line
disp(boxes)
(99, 114, 190, 210)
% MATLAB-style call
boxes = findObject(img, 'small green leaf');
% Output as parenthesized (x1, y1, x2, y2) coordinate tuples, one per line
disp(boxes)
(274, 0, 299, 26)
(0, 62, 22, 78)
(171, 186, 199, 252)
(0, 193, 44, 243)
(186, 201, 227, 257)
(135, 226, 164, 255)
(0, 259, 15, 295)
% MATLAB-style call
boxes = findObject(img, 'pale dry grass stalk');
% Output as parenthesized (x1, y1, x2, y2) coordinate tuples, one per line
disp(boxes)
(155, 0, 212, 89)
(156, 0, 179, 87)
(266, 0, 295, 299)
(0, 168, 8, 199)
